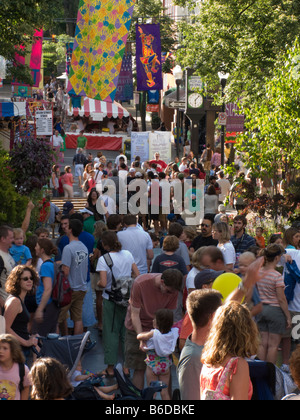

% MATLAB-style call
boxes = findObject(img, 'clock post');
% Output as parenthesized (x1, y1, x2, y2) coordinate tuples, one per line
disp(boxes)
(185, 68, 205, 160)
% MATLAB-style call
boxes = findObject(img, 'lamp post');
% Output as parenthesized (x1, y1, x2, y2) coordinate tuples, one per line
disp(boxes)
(173, 65, 183, 157)
(218, 71, 229, 167)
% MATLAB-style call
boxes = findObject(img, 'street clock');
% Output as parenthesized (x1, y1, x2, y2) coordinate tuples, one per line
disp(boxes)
(188, 92, 203, 109)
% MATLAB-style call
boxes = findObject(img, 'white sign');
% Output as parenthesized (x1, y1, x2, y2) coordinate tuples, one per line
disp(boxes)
(36, 110, 53, 136)
(218, 112, 227, 126)
(149, 131, 172, 163)
(131, 132, 149, 163)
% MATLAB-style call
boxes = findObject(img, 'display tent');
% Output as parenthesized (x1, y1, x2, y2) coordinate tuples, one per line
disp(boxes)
(67, 97, 130, 121)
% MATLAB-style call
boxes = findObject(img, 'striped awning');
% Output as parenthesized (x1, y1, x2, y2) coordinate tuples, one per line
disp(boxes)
(67, 97, 130, 121)
(0, 101, 26, 117)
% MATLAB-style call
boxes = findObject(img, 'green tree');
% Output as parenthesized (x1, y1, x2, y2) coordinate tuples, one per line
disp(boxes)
(0, 150, 29, 226)
(0, 0, 59, 83)
(236, 39, 300, 188)
(175, 0, 300, 105)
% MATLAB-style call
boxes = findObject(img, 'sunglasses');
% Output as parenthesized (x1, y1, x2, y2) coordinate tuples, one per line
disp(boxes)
(201, 223, 211, 228)
(21, 276, 33, 281)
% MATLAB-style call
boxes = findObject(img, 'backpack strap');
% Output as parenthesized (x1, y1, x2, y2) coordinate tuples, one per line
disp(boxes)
(103, 253, 117, 288)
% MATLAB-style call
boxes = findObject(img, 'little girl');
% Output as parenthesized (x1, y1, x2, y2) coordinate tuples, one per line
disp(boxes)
(9, 228, 32, 266)
(0, 334, 31, 400)
(137, 309, 179, 400)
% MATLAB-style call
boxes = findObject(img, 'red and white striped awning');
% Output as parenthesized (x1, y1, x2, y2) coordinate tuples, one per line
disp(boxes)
(67, 97, 130, 121)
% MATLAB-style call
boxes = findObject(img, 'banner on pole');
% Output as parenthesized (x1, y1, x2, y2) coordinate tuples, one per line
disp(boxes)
(115, 53, 133, 102)
(136, 24, 163, 91)
(12, 29, 43, 88)
(67, 0, 135, 102)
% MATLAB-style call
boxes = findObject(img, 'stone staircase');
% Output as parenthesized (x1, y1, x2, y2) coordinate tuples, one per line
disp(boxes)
(51, 197, 88, 213)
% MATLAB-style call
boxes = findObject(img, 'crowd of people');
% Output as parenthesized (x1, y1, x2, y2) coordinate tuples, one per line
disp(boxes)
(1, 141, 300, 401)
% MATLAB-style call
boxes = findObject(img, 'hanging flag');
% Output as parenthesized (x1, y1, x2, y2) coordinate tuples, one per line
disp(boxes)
(12, 29, 43, 88)
(66, 42, 74, 75)
(115, 53, 133, 101)
(136, 24, 163, 91)
(29, 29, 43, 87)
(67, 0, 135, 102)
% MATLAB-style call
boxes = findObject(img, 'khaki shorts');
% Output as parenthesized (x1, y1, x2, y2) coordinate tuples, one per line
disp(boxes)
(125, 329, 147, 371)
(58, 290, 87, 323)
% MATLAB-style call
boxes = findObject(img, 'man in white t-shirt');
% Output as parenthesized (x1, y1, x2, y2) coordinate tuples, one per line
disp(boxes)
(52, 130, 64, 148)
(0, 226, 16, 307)
(217, 171, 231, 203)
(115, 150, 128, 168)
(117, 215, 154, 274)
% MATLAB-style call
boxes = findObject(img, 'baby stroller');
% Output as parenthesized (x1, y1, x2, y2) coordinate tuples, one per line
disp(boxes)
(34, 331, 95, 380)
(113, 363, 167, 400)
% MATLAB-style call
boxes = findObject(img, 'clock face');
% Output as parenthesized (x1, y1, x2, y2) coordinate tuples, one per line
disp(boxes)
(188, 93, 203, 108)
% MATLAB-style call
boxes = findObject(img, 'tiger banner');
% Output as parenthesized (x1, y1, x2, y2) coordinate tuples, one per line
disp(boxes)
(136, 24, 163, 91)
(67, 0, 135, 102)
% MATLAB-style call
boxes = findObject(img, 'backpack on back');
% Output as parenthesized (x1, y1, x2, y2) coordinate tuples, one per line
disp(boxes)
(42, 260, 72, 308)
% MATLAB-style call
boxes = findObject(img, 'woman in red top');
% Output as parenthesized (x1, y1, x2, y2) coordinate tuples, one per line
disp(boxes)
(62, 166, 74, 199)
(200, 301, 259, 400)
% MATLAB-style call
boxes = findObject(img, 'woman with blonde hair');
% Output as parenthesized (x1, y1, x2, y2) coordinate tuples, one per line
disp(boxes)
(186, 247, 208, 294)
(212, 222, 236, 271)
(200, 301, 259, 400)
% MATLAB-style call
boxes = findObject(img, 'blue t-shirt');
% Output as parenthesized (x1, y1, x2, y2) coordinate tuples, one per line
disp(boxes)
(36, 261, 55, 305)
(9, 245, 32, 265)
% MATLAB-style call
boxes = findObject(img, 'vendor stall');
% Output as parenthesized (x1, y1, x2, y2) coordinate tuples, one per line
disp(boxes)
(67, 96, 130, 121)
(65, 132, 128, 150)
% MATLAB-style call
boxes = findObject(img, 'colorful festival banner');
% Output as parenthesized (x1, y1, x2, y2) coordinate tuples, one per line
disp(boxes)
(12, 29, 43, 88)
(67, 0, 135, 102)
(115, 53, 133, 102)
(136, 24, 163, 91)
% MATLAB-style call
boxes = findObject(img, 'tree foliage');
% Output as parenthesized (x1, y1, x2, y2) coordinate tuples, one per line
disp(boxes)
(175, 0, 300, 104)
(236, 39, 300, 180)
(0, 0, 60, 83)
(9, 138, 54, 196)
(0, 150, 29, 226)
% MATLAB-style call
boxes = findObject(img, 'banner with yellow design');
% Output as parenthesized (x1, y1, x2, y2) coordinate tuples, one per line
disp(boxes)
(67, 0, 135, 102)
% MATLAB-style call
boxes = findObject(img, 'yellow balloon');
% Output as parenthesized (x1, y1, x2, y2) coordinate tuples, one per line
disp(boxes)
(212, 273, 241, 302)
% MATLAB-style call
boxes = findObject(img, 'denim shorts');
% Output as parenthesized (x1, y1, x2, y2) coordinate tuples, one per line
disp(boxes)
(256, 304, 287, 335)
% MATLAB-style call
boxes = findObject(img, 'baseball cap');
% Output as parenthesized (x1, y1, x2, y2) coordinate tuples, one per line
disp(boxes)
(129, 168, 136, 173)
(62, 201, 74, 215)
(79, 208, 94, 216)
(194, 269, 224, 289)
